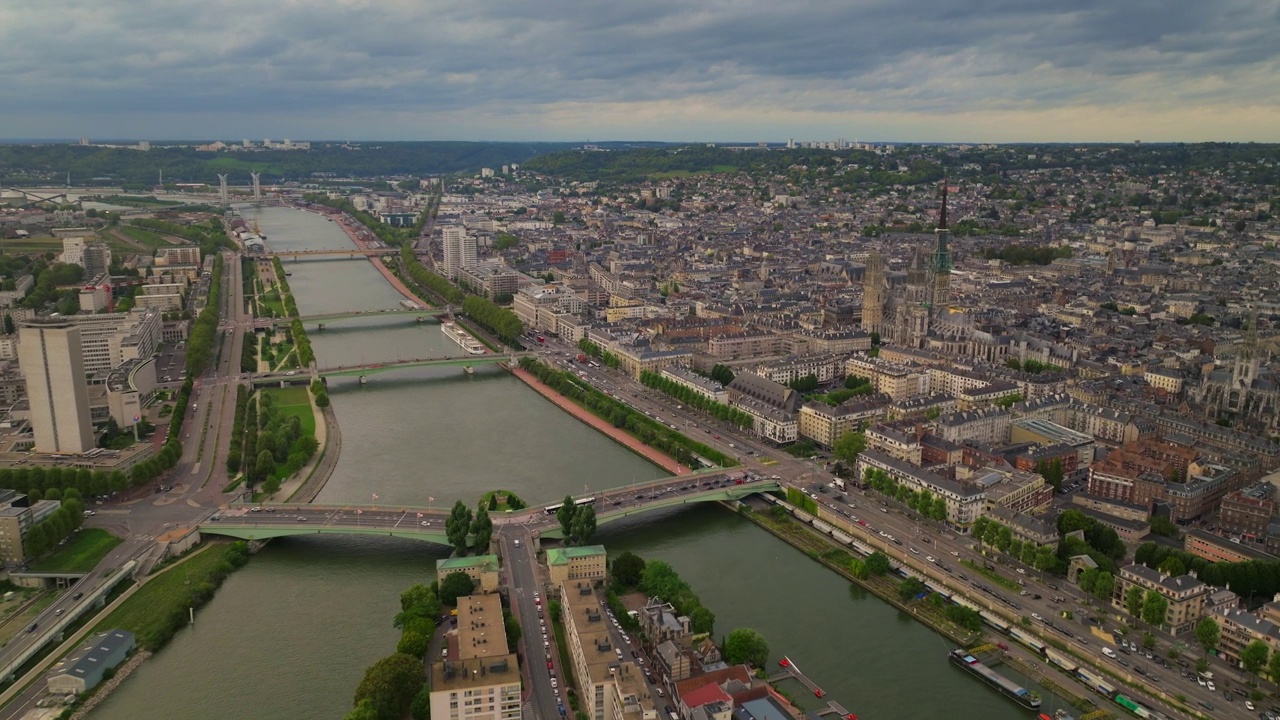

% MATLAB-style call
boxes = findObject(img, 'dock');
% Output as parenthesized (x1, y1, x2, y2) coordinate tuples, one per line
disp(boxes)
(774, 657, 858, 720)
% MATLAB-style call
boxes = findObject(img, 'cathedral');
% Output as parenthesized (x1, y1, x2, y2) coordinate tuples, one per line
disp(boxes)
(862, 182, 952, 349)
(1195, 310, 1280, 432)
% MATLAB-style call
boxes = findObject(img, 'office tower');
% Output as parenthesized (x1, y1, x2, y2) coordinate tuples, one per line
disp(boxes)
(18, 320, 94, 454)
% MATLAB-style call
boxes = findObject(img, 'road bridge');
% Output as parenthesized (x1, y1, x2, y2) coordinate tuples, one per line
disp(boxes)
(248, 353, 525, 385)
(256, 307, 447, 329)
(265, 248, 400, 259)
(197, 477, 779, 545)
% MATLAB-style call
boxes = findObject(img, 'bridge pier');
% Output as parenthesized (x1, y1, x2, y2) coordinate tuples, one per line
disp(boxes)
(317, 323, 325, 331)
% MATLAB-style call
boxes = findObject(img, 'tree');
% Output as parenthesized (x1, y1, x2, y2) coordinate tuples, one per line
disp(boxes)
(343, 699, 381, 720)
(2, 314, 14, 336)
(569, 504, 597, 546)
(611, 551, 646, 588)
(445, 501, 473, 555)
(1125, 586, 1145, 618)
(898, 577, 926, 601)
(722, 628, 769, 668)
(1092, 571, 1115, 602)
(1142, 631, 1155, 649)
(1034, 545, 1057, 572)
(556, 495, 576, 538)
(397, 630, 430, 658)
(400, 584, 438, 614)
(688, 605, 715, 635)
(865, 552, 891, 576)
(470, 507, 493, 552)
(353, 653, 426, 720)
(1195, 616, 1221, 655)
(254, 449, 276, 481)
(832, 431, 866, 464)
(1269, 648, 1280, 684)
(1157, 556, 1186, 576)
(439, 571, 476, 607)
(410, 683, 432, 720)
(1242, 640, 1270, 677)
(1077, 567, 1098, 594)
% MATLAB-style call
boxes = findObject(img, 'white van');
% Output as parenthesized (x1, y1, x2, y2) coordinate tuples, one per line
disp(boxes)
(1102, 647, 1117, 659)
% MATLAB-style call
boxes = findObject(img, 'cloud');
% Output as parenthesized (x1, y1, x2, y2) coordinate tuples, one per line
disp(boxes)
(1, 0, 1278, 140)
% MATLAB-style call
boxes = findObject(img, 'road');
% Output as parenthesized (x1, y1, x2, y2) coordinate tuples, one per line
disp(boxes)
(501, 528, 563, 720)
(529, 335, 1254, 719)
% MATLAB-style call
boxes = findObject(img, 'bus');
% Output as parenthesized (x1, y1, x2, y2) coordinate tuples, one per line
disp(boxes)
(544, 497, 598, 514)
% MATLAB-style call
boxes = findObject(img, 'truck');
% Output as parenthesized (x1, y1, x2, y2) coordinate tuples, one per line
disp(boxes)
(576, 353, 588, 363)
(536, 335, 545, 344)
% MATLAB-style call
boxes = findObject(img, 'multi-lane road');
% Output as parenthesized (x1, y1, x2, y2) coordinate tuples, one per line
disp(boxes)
(530, 335, 1255, 719)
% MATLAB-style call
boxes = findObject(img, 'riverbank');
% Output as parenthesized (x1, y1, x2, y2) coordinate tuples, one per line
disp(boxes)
(314, 207, 431, 309)
(510, 366, 688, 475)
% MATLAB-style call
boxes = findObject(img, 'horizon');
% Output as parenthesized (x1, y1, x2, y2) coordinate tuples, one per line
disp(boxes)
(3, 2, 1279, 142)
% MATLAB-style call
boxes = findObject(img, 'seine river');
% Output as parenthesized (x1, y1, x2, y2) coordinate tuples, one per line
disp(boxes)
(91, 207, 1051, 720)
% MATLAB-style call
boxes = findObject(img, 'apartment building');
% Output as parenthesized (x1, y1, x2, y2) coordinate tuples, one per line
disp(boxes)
(547, 546, 607, 590)
(1009, 418, 1095, 470)
(755, 354, 844, 386)
(956, 380, 1022, 410)
(559, 582, 654, 720)
(659, 367, 727, 404)
(888, 393, 958, 421)
(797, 394, 891, 448)
(727, 372, 801, 444)
(865, 424, 923, 465)
(430, 592, 521, 720)
(1213, 607, 1280, 669)
(935, 408, 1012, 446)
(1218, 484, 1275, 538)
(1112, 564, 1210, 634)
(856, 450, 986, 529)
(1183, 528, 1275, 564)
(0, 491, 62, 564)
(19, 320, 94, 454)
(706, 331, 789, 360)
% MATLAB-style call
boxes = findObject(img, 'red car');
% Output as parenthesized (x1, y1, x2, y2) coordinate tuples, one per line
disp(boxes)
(547, 661, 554, 669)
(713, 434, 720, 439)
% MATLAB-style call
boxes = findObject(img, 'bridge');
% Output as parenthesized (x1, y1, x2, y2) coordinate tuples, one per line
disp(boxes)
(256, 307, 449, 329)
(249, 353, 526, 385)
(198, 476, 780, 545)
(264, 247, 401, 259)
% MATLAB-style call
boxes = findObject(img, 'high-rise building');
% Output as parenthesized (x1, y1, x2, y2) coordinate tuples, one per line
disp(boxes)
(429, 593, 521, 720)
(442, 226, 477, 280)
(60, 311, 161, 376)
(18, 319, 94, 454)
(861, 250, 886, 332)
(82, 243, 112, 277)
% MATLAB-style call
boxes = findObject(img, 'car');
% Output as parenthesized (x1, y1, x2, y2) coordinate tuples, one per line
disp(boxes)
(1016, 567, 1027, 575)
(1207, 681, 1216, 692)
(1031, 613, 1043, 621)
(296, 516, 307, 522)
(54, 609, 63, 616)
(547, 661, 554, 669)
(909, 547, 920, 555)
(950, 550, 959, 556)
(1198, 701, 1214, 711)
(551, 678, 558, 689)
(251, 506, 262, 512)
(421, 520, 431, 526)
(1245, 700, 1256, 711)
(72, 592, 83, 600)
(26, 623, 37, 633)
(925, 556, 936, 563)
(713, 434, 720, 439)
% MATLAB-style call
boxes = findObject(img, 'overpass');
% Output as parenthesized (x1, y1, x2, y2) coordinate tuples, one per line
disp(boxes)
(249, 353, 525, 385)
(197, 476, 779, 545)
(257, 307, 448, 328)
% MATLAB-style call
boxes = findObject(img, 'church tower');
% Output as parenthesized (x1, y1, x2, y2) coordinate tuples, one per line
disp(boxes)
(861, 250, 886, 332)
(931, 179, 953, 316)
(1234, 307, 1261, 390)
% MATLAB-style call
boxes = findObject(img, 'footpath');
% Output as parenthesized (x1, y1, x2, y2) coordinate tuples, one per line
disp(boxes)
(510, 367, 688, 475)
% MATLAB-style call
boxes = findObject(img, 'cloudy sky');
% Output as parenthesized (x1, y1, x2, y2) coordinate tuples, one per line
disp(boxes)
(3, 0, 1279, 142)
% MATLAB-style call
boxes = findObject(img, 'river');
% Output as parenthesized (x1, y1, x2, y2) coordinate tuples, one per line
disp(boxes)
(91, 207, 1061, 720)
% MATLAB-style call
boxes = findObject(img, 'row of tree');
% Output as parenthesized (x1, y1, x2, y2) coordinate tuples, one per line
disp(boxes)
(861, 467, 948, 521)
(461, 295, 521, 345)
(637, 370, 753, 429)
(1135, 541, 1280, 600)
(637, 560, 716, 635)
(444, 500, 494, 555)
(271, 257, 301, 317)
(184, 256, 224, 376)
(400, 246, 465, 304)
(1074, 567, 1117, 603)
(519, 357, 736, 468)
(971, 516, 1058, 572)
(302, 194, 418, 247)
(346, 582, 438, 720)
(225, 386, 250, 474)
(22, 489, 87, 559)
(577, 339, 621, 370)
(0, 466, 130, 497)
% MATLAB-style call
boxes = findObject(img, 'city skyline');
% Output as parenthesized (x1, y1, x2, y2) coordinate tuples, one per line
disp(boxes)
(3, 1, 1280, 142)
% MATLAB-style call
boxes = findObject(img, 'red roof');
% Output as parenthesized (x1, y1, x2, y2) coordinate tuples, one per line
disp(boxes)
(680, 682, 732, 710)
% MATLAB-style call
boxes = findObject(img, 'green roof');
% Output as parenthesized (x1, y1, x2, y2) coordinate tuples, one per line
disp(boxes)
(546, 545, 607, 566)
(436, 555, 499, 573)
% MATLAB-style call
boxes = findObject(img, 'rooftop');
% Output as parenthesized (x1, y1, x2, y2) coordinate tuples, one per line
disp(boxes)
(546, 545, 607, 566)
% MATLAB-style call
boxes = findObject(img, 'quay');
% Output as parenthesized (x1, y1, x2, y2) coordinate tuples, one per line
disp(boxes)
(772, 657, 859, 720)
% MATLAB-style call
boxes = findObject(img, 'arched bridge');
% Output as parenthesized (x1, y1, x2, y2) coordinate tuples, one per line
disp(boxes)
(198, 476, 779, 545)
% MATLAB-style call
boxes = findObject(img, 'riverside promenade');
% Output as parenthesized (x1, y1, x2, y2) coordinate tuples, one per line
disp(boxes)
(510, 367, 688, 475)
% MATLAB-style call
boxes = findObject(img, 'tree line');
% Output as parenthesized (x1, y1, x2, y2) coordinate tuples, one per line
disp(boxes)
(862, 467, 948, 521)
(577, 338, 621, 369)
(20, 488, 87, 558)
(267, 257, 315, 366)
(971, 516, 1058, 572)
(555, 495, 597, 545)
(400, 246, 464, 304)
(1135, 541, 1280, 600)
(184, 256, 224, 376)
(638, 370, 753, 429)
(519, 357, 737, 468)
(461, 295, 522, 345)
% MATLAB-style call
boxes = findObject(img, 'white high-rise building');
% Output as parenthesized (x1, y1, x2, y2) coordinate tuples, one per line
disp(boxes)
(18, 320, 94, 454)
(442, 226, 477, 280)
(61, 237, 87, 267)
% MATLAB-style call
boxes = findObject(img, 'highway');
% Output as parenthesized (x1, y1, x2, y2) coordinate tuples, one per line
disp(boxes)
(529, 335, 1253, 719)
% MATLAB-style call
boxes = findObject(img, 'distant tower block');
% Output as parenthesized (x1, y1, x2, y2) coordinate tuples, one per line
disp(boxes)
(217, 174, 229, 205)
(250, 172, 262, 202)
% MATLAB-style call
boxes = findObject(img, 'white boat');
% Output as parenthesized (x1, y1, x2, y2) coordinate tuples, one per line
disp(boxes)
(441, 321, 487, 355)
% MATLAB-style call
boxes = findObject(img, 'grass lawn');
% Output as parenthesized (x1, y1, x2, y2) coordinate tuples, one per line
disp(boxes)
(261, 387, 315, 437)
(259, 291, 286, 317)
(28, 529, 123, 573)
(118, 224, 171, 248)
(0, 237, 64, 253)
